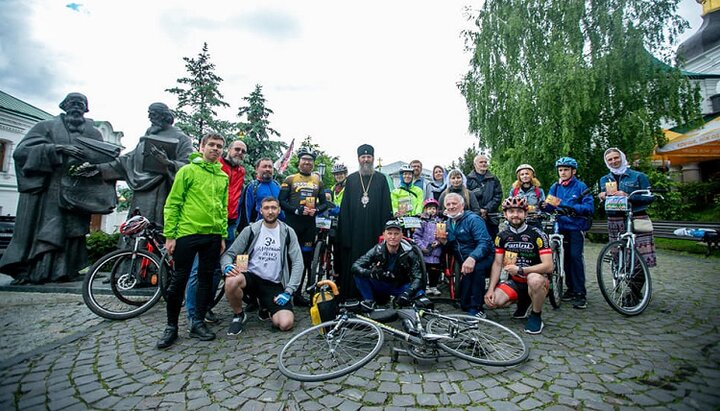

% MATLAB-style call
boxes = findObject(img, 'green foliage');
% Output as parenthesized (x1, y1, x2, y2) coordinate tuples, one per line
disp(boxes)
(116, 187, 133, 212)
(166, 43, 233, 146)
(448, 145, 480, 176)
(461, 0, 702, 191)
(86, 231, 121, 264)
(646, 169, 688, 220)
(281, 136, 338, 188)
(236, 84, 287, 181)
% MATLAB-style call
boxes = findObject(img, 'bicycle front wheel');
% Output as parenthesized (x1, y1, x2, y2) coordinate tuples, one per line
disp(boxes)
(82, 249, 163, 320)
(596, 240, 652, 316)
(548, 244, 563, 309)
(426, 314, 529, 366)
(278, 318, 384, 382)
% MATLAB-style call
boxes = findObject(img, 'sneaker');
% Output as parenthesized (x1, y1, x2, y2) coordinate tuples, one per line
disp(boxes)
(258, 308, 271, 322)
(293, 294, 310, 307)
(427, 287, 441, 296)
(189, 322, 216, 341)
(156, 325, 178, 349)
(524, 312, 544, 334)
(360, 300, 376, 312)
(227, 312, 247, 335)
(512, 300, 532, 319)
(204, 309, 219, 324)
(573, 295, 587, 310)
(560, 289, 574, 302)
(466, 309, 486, 319)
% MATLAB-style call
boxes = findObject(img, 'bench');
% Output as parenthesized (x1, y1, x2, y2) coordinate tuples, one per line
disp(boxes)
(588, 220, 720, 256)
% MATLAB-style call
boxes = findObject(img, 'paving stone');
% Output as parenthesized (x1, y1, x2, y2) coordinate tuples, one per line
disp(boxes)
(363, 391, 387, 405)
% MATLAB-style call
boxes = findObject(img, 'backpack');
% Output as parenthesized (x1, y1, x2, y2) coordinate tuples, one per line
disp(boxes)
(310, 281, 339, 327)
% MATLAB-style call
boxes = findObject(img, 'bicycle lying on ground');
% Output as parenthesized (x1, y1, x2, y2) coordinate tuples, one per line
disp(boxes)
(82, 214, 172, 320)
(596, 189, 660, 316)
(278, 281, 529, 382)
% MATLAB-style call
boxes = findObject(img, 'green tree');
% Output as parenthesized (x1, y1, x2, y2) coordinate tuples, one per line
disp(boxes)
(237, 84, 286, 180)
(461, 0, 702, 189)
(166, 42, 233, 146)
(448, 145, 480, 176)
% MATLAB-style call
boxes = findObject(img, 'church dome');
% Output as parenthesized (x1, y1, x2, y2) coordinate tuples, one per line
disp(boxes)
(677, 1, 720, 63)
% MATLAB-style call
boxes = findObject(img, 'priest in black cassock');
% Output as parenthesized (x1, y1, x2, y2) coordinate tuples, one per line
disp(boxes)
(336, 144, 393, 299)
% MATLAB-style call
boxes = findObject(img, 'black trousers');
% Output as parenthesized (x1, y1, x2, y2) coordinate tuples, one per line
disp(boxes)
(165, 234, 222, 327)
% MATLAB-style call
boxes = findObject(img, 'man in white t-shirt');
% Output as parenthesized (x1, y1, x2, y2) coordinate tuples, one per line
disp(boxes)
(221, 197, 304, 335)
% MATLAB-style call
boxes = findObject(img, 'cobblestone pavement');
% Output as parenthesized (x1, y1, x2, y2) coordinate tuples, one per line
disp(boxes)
(0, 243, 718, 410)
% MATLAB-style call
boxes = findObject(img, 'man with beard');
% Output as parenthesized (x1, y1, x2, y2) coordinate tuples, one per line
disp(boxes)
(336, 144, 393, 300)
(220, 197, 304, 335)
(484, 196, 553, 334)
(242, 158, 285, 227)
(184, 139, 247, 325)
(0, 93, 106, 284)
(75, 102, 193, 226)
(157, 133, 228, 349)
(278, 147, 329, 306)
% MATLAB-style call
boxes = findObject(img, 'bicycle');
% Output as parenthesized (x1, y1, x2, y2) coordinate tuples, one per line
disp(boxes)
(278, 280, 529, 382)
(82, 214, 173, 320)
(307, 215, 337, 292)
(596, 189, 659, 316)
(531, 209, 566, 309)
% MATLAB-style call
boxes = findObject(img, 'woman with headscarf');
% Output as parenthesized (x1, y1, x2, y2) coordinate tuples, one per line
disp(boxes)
(438, 169, 481, 214)
(598, 148, 656, 267)
(424, 165, 447, 201)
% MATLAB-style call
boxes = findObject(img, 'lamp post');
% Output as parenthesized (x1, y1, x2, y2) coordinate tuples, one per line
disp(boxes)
(317, 162, 326, 179)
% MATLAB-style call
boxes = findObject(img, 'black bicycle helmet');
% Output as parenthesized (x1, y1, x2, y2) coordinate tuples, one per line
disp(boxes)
(297, 146, 317, 160)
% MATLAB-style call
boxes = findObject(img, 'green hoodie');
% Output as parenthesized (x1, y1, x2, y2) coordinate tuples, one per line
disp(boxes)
(163, 152, 229, 240)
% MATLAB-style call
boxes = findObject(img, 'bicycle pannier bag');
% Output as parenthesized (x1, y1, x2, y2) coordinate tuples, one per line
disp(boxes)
(310, 288, 337, 326)
(633, 218, 654, 233)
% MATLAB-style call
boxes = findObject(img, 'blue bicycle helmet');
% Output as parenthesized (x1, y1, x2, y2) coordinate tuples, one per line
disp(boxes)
(555, 157, 578, 169)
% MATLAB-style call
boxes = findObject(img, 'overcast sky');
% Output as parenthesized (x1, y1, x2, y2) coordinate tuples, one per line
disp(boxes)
(0, 0, 705, 171)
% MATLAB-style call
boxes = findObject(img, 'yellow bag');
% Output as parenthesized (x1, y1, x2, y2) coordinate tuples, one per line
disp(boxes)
(310, 280, 339, 326)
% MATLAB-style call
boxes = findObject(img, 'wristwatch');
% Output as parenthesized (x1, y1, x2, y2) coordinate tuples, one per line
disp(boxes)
(517, 267, 525, 276)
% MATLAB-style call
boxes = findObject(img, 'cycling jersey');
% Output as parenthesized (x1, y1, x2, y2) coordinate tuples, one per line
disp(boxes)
(279, 173, 328, 216)
(494, 224, 551, 282)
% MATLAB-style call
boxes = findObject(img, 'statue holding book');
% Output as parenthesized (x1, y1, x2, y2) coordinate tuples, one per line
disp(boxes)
(75, 102, 193, 226)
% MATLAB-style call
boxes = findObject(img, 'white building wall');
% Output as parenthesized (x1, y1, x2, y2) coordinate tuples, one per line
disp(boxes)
(0, 111, 40, 216)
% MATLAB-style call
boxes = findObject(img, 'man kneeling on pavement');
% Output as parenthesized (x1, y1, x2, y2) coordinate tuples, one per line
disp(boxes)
(221, 197, 304, 335)
(351, 219, 425, 309)
(484, 196, 553, 334)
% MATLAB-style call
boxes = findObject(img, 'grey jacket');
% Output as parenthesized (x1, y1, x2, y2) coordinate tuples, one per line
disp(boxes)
(220, 220, 304, 295)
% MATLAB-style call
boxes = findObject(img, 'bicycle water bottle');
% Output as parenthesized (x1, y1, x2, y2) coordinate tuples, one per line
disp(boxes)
(673, 228, 710, 238)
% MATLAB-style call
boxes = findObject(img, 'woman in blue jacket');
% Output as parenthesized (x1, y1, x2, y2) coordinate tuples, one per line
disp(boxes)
(598, 148, 656, 268)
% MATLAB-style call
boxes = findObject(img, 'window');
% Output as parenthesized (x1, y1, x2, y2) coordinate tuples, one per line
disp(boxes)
(0, 140, 7, 172)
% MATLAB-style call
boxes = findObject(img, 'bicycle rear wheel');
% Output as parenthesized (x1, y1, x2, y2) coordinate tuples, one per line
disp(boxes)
(309, 240, 327, 289)
(548, 244, 563, 309)
(278, 318, 384, 382)
(596, 240, 652, 316)
(426, 314, 529, 366)
(82, 249, 163, 320)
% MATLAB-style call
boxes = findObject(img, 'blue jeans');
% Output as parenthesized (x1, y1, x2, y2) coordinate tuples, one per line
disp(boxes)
(562, 230, 586, 296)
(354, 277, 410, 302)
(458, 266, 486, 313)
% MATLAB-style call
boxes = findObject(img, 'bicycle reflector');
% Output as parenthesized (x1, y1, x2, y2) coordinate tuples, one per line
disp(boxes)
(119, 216, 149, 236)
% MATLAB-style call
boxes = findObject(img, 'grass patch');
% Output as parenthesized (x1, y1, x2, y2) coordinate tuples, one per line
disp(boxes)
(654, 238, 719, 257)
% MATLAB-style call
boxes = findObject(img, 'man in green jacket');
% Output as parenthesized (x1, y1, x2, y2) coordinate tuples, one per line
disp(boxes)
(157, 133, 229, 349)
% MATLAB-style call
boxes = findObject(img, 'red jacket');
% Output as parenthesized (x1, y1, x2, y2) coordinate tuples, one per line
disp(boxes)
(220, 157, 245, 220)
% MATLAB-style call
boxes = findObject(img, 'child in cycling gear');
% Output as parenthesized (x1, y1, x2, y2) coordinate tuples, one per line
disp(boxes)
(413, 199, 444, 296)
(391, 165, 424, 216)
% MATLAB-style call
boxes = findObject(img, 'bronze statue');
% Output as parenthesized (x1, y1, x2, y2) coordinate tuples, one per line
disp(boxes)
(76, 102, 193, 226)
(0, 93, 116, 284)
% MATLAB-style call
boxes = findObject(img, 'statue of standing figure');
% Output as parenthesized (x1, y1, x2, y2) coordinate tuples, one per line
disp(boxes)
(0, 93, 117, 284)
(77, 102, 193, 226)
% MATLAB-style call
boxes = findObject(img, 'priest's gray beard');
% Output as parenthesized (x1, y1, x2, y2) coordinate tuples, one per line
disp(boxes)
(359, 163, 374, 176)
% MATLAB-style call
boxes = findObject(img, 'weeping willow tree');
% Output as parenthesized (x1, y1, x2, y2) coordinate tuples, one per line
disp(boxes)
(461, 0, 702, 188)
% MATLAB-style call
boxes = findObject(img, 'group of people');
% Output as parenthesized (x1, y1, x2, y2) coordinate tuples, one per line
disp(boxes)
(0, 92, 655, 347)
